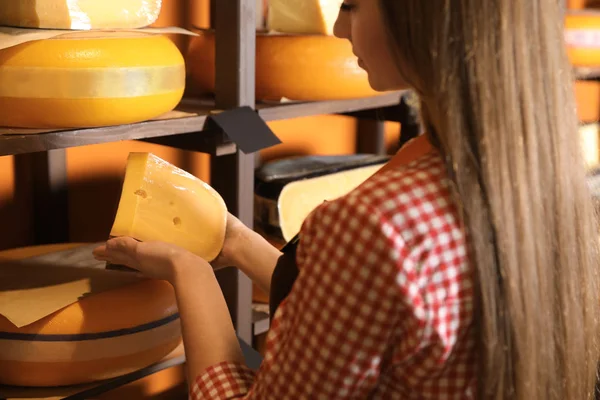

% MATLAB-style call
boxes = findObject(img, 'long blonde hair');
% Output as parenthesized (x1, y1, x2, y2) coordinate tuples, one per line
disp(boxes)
(380, 1, 600, 398)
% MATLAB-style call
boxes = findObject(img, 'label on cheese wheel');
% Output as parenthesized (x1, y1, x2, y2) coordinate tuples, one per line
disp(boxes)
(0, 0, 163, 30)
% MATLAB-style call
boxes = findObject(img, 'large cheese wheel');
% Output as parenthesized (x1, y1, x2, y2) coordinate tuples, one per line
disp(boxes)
(0, 243, 181, 387)
(186, 29, 379, 101)
(0, 31, 185, 129)
(0, 0, 162, 30)
(565, 11, 600, 67)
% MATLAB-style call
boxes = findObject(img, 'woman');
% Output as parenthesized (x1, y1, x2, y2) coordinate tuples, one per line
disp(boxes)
(93, 0, 600, 398)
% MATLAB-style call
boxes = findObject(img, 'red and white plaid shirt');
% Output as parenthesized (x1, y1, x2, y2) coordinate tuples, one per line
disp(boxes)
(191, 149, 477, 399)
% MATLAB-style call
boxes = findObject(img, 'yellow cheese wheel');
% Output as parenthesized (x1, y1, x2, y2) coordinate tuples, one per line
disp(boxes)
(110, 152, 227, 262)
(565, 11, 600, 67)
(0, 243, 181, 387)
(0, 0, 162, 30)
(0, 31, 185, 129)
(186, 29, 379, 101)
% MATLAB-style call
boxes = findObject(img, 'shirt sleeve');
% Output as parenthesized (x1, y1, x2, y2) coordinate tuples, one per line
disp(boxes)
(190, 193, 407, 399)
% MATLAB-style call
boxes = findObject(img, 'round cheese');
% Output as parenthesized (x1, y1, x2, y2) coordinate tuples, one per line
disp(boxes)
(0, 0, 162, 30)
(186, 29, 379, 101)
(0, 31, 185, 129)
(0, 243, 181, 387)
(565, 11, 600, 67)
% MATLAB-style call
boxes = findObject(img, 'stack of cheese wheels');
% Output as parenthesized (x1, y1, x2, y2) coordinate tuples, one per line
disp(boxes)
(0, 243, 182, 387)
(565, 10, 600, 67)
(186, 0, 379, 101)
(0, 0, 186, 129)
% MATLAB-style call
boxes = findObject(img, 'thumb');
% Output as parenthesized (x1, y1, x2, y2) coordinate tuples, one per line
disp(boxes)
(101, 236, 140, 268)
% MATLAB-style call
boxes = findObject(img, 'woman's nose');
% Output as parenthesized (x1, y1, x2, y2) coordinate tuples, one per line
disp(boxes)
(333, 11, 351, 41)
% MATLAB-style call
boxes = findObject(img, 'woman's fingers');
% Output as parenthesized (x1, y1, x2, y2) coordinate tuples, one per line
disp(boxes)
(92, 244, 107, 259)
(92, 237, 140, 269)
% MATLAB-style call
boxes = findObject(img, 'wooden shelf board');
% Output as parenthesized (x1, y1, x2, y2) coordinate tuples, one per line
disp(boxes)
(0, 110, 211, 157)
(0, 93, 404, 157)
(257, 91, 405, 121)
(574, 67, 600, 81)
(0, 343, 185, 400)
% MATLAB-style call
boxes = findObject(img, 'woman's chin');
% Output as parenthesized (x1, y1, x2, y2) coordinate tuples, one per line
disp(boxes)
(367, 76, 393, 92)
(367, 75, 409, 93)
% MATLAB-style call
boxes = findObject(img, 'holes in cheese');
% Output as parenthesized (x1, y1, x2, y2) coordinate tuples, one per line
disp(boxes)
(0, 31, 185, 129)
(0, 0, 162, 30)
(110, 153, 227, 262)
(266, 0, 343, 35)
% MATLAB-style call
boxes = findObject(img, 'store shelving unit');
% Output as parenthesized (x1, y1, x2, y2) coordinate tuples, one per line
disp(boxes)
(0, 0, 417, 398)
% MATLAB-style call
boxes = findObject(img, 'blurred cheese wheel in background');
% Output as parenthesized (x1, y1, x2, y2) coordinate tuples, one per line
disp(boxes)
(565, 11, 600, 67)
(0, 244, 181, 387)
(186, 29, 379, 101)
(575, 80, 600, 123)
(0, 31, 185, 129)
(150, 0, 199, 53)
(0, 0, 162, 30)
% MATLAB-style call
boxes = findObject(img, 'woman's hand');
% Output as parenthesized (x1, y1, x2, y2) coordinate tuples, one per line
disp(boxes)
(92, 237, 208, 284)
(95, 236, 245, 386)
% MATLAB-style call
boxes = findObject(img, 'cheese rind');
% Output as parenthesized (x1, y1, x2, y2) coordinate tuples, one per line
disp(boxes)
(267, 0, 343, 35)
(0, 32, 185, 128)
(110, 153, 227, 262)
(0, 0, 163, 30)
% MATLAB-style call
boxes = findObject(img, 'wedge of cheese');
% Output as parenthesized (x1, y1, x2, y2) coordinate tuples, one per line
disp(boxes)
(254, 155, 389, 242)
(110, 153, 227, 262)
(266, 0, 343, 35)
(278, 163, 385, 241)
(0, 0, 162, 30)
(0, 31, 185, 129)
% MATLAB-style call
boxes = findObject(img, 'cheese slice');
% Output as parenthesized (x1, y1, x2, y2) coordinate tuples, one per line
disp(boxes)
(110, 153, 227, 262)
(267, 0, 343, 35)
(0, 31, 185, 128)
(278, 163, 385, 241)
(0, 0, 162, 30)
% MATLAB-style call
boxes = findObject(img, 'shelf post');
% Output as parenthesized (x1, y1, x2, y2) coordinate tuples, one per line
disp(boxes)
(355, 119, 386, 155)
(13, 150, 70, 245)
(211, 0, 257, 344)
